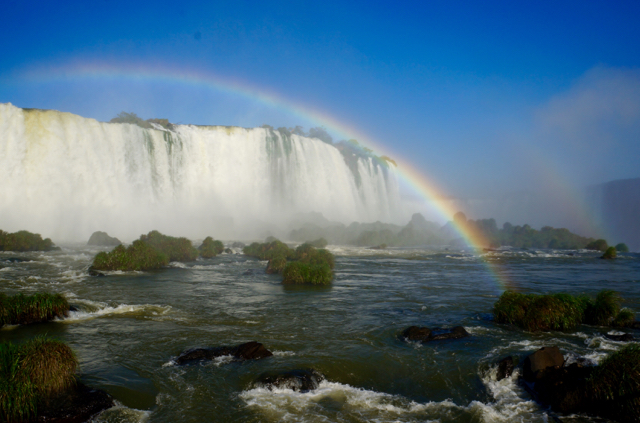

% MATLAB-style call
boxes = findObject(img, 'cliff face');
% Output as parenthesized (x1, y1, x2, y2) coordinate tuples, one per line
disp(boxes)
(587, 178, 640, 251)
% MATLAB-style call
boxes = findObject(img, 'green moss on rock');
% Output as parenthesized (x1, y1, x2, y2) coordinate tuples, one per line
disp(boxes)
(91, 240, 169, 271)
(0, 230, 58, 252)
(198, 237, 224, 258)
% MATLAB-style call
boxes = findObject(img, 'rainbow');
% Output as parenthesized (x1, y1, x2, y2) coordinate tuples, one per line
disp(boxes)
(15, 61, 513, 291)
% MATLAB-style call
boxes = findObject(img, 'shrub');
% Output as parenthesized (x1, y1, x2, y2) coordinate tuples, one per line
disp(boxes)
(584, 290, 620, 326)
(586, 239, 608, 251)
(0, 230, 57, 252)
(588, 344, 640, 421)
(601, 246, 617, 259)
(0, 293, 69, 326)
(91, 240, 169, 271)
(266, 254, 288, 274)
(615, 243, 629, 253)
(140, 230, 198, 262)
(0, 337, 77, 422)
(243, 240, 294, 261)
(282, 262, 332, 285)
(307, 238, 328, 248)
(294, 244, 335, 269)
(198, 237, 224, 258)
(494, 289, 634, 331)
(493, 291, 588, 331)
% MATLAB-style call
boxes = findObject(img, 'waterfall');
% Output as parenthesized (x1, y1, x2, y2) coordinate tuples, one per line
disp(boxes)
(0, 103, 403, 241)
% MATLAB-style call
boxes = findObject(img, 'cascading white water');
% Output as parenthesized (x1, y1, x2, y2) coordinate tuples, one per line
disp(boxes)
(0, 103, 403, 241)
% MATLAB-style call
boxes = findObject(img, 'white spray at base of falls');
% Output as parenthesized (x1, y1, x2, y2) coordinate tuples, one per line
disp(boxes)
(0, 103, 403, 241)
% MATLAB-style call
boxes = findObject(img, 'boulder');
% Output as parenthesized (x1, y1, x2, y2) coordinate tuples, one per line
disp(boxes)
(88, 269, 105, 277)
(496, 356, 514, 381)
(87, 231, 121, 247)
(175, 341, 272, 365)
(402, 325, 469, 343)
(254, 369, 324, 392)
(604, 333, 634, 342)
(523, 346, 564, 382)
(529, 362, 593, 414)
(36, 382, 114, 423)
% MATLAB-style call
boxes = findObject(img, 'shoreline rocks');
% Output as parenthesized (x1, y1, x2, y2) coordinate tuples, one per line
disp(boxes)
(175, 341, 273, 365)
(37, 382, 114, 423)
(402, 325, 470, 342)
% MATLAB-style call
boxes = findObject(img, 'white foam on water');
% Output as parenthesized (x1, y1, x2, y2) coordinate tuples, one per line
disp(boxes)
(61, 300, 172, 323)
(272, 350, 296, 357)
(89, 402, 150, 423)
(169, 262, 188, 268)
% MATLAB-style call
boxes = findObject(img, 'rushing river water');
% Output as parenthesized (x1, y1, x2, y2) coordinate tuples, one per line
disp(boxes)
(1, 244, 639, 422)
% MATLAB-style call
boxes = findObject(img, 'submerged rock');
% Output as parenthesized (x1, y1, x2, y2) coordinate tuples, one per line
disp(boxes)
(37, 382, 114, 423)
(88, 268, 105, 277)
(175, 341, 272, 365)
(254, 369, 324, 392)
(401, 325, 469, 343)
(87, 231, 121, 247)
(3, 256, 31, 263)
(496, 356, 515, 381)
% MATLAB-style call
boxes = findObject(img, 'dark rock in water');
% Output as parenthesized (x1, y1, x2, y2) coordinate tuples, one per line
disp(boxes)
(528, 361, 593, 415)
(87, 231, 121, 247)
(629, 321, 640, 330)
(496, 356, 514, 381)
(36, 382, 114, 423)
(88, 268, 105, 277)
(231, 242, 246, 248)
(175, 341, 272, 365)
(68, 305, 80, 312)
(254, 369, 324, 392)
(242, 269, 254, 276)
(224, 248, 233, 254)
(402, 326, 432, 341)
(401, 325, 469, 342)
(3, 257, 30, 263)
(523, 346, 564, 382)
(368, 244, 387, 250)
(604, 333, 634, 342)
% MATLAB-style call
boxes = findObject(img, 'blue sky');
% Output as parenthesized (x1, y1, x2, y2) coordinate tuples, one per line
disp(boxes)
(2, 0, 640, 200)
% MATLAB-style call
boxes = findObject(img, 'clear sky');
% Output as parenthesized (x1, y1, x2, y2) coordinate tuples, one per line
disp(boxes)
(2, 0, 639, 203)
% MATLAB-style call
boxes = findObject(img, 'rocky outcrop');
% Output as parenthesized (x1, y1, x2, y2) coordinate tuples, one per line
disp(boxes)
(87, 231, 121, 247)
(36, 382, 114, 423)
(175, 341, 272, 365)
(401, 325, 469, 342)
(523, 346, 564, 382)
(496, 356, 514, 381)
(604, 333, 634, 342)
(254, 369, 324, 392)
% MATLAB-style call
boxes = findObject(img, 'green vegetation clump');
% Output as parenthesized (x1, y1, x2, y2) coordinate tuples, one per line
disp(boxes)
(587, 344, 640, 421)
(306, 238, 328, 248)
(615, 243, 629, 252)
(0, 230, 57, 252)
(0, 293, 69, 326)
(493, 289, 634, 331)
(140, 230, 198, 262)
(282, 261, 332, 285)
(586, 239, 608, 251)
(294, 243, 335, 269)
(198, 237, 224, 258)
(91, 240, 169, 271)
(0, 337, 77, 422)
(244, 240, 295, 275)
(601, 246, 617, 259)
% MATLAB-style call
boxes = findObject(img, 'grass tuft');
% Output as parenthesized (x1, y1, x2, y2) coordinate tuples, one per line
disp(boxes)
(282, 262, 332, 285)
(139, 231, 198, 262)
(0, 230, 57, 252)
(584, 290, 620, 326)
(91, 240, 169, 271)
(0, 293, 69, 327)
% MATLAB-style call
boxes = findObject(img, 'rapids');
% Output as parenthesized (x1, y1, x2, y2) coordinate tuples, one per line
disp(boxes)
(1, 245, 638, 422)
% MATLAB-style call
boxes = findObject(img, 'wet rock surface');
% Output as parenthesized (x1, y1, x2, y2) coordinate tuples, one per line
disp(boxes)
(496, 356, 514, 381)
(523, 346, 564, 382)
(254, 369, 324, 392)
(36, 382, 114, 423)
(604, 333, 634, 342)
(175, 341, 273, 365)
(402, 325, 469, 342)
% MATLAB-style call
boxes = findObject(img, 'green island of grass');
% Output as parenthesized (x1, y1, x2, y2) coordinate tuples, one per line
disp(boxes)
(243, 239, 335, 284)
(0, 293, 69, 326)
(91, 240, 169, 271)
(0, 337, 77, 422)
(0, 230, 58, 252)
(198, 237, 224, 258)
(493, 290, 634, 331)
(139, 230, 198, 262)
